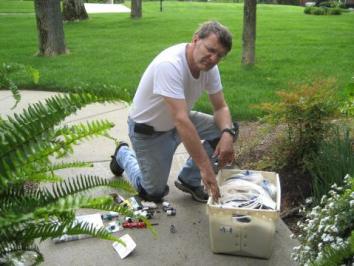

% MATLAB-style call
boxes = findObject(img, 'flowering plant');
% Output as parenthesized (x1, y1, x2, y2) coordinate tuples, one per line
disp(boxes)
(291, 174, 354, 265)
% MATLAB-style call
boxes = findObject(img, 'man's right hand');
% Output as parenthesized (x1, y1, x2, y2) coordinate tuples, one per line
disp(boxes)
(201, 170, 220, 202)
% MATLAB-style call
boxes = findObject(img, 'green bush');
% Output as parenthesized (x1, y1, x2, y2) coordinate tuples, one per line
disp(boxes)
(291, 175, 354, 265)
(257, 79, 340, 171)
(340, 81, 354, 117)
(328, 7, 342, 14)
(304, 6, 342, 15)
(304, 6, 312, 14)
(312, 7, 327, 15)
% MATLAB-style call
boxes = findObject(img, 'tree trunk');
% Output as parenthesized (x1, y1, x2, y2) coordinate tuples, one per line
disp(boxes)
(63, 0, 88, 22)
(241, 0, 257, 65)
(131, 0, 142, 19)
(34, 0, 68, 56)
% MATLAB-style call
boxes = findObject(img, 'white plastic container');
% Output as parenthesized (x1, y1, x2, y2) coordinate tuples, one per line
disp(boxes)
(207, 169, 281, 259)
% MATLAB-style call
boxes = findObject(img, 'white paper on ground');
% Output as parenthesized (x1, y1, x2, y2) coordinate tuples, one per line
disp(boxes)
(54, 213, 104, 243)
(75, 213, 104, 229)
(112, 234, 136, 259)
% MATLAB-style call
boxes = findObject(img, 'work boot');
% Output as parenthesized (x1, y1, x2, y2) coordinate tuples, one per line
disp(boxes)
(174, 177, 209, 203)
(138, 185, 169, 203)
(110, 141, 129, 176)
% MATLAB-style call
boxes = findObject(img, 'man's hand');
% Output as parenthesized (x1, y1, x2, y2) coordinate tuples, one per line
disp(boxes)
(213, 133, 235, 168)
(201, 170, 220, 202)
(208, 91, 235, 168)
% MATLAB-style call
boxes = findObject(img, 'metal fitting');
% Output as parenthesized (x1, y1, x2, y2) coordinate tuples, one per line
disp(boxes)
(162, 201, 170, 208)
(166, 208, 176, 216)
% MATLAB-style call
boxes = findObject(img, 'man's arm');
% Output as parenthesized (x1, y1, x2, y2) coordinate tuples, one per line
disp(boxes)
(163, 96, 220, 200)
(209, 91, 235, 168)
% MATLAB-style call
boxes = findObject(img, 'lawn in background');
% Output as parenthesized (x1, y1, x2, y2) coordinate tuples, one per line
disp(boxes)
(0, 1, 353, 120)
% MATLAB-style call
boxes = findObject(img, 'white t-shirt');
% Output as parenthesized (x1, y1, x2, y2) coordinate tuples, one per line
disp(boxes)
(129, 43, 223, 131)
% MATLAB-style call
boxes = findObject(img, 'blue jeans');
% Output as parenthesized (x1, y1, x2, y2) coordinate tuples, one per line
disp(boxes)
(115, 111, 221, 198)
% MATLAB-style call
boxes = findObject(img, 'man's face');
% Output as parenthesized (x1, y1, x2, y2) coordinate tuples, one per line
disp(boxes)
(191, 33, 228, 71)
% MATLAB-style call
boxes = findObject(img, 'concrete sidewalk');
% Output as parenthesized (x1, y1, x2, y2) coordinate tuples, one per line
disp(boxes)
(84, 3, 130, 14)
(0, 90, 299, 266)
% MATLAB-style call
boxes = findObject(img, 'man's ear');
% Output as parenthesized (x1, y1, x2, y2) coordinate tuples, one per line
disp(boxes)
(191, 35, 199, 44)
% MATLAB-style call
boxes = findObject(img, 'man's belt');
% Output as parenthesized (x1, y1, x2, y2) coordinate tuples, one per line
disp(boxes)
(134, 123, 164, 135)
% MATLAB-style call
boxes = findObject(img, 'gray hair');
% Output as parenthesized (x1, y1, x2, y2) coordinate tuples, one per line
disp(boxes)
(194, 21, 232, 53)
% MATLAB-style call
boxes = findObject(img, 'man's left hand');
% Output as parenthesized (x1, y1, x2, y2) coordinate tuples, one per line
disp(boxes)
(213, 133, 235, 168)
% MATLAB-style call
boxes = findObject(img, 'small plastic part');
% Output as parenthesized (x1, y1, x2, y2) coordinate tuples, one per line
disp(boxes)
(106, 221, 122, 233)
(101, 211, 119, 221)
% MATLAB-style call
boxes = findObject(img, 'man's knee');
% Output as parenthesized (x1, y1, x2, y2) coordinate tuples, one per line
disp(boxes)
(139, 184, 169, 202)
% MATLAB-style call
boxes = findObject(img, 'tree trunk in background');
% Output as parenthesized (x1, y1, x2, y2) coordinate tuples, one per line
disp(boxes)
(34, 0, 68, 56)
(131, 0, 142, 18)
(241, 0, 257, 65)
(63, 0, 88, 21)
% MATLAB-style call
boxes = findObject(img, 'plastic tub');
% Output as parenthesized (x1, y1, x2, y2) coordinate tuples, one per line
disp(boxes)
(207, 169, 281, 259)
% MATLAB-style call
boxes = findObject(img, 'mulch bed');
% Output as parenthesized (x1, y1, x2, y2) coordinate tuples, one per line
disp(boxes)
(234, 121, 310, 234)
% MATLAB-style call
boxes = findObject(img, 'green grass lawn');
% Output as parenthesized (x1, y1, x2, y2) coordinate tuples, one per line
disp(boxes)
(0, 1, 353, 120)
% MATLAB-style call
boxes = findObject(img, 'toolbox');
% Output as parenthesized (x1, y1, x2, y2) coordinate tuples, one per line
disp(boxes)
(207, 169, 281, 259)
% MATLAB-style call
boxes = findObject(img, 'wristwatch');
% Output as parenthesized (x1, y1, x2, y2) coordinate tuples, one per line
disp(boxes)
(221, 127, 238, 142)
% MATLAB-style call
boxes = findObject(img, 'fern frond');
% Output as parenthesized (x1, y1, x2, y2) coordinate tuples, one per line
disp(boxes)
(0, 186, 53, 220)
(0, 158, 63, 188)
(1, 219, 120, 245)
(65, 220, 121, 242)
(0, 194, 97, 231)
(51, 175, 136, 199)
(0, 93, 115, 186)
(72, 83, 131, 103)
(0, 63, 25, 108)
(52, 120, 114, 158)
(6, 196, 130, 231)
(1, 176, 135, 227)
(49, 161, 93, 171)
(0, 93, 97, 155)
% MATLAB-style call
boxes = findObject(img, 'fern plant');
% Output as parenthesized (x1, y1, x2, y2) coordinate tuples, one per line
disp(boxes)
(0, 65, 141, 265)
(0, 62, 39, 109)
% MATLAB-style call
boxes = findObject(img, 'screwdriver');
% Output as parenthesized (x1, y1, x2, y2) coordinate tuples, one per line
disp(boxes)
(122, 221, 159, 229)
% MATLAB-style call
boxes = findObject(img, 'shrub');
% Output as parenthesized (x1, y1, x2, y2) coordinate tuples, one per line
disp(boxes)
(304, 6, 342, 15)
(340, 81, 354, 117)
(312, 7, 327, 15)
(316, 0, 342, 8)
(0, 65, 142, 264)
(328, 7, 342, 14)
(304, 6, 313, 14)
(291, 175, 354, 266)
(257, 79, 340, 171)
